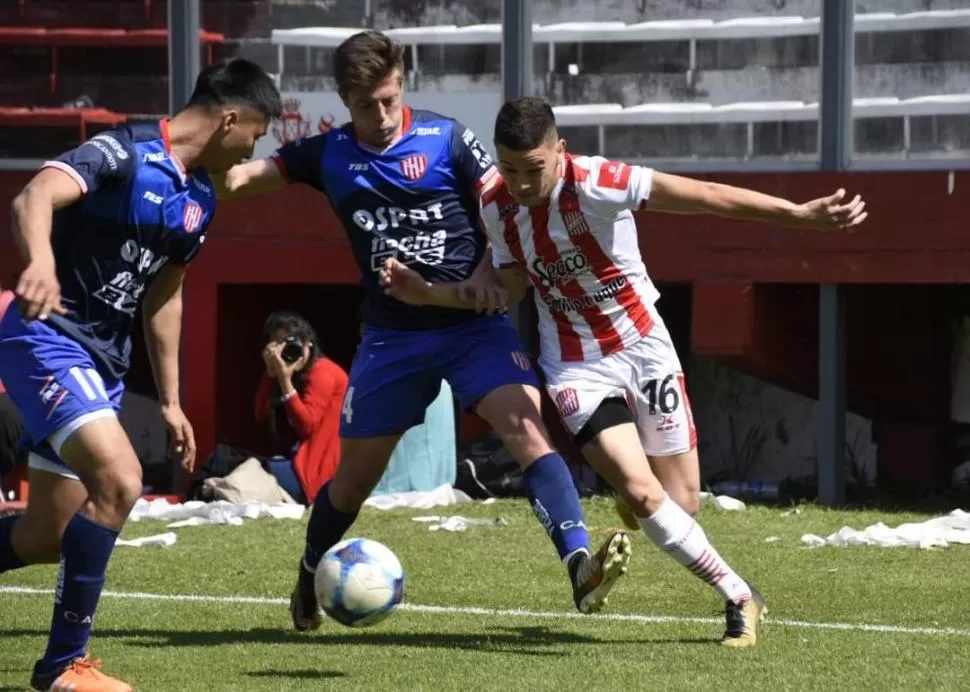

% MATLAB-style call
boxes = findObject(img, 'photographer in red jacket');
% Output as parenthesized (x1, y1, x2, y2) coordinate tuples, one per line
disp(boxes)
(254, 311, 348, 504)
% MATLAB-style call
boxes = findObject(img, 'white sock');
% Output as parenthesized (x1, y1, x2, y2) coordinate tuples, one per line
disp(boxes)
(638, 494, 751, 603)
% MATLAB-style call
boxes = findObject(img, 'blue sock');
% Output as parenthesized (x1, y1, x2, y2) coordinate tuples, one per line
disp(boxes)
(301, 482, 358, 574)
(522, 452, 590, 564)
(0, 514, 25, 573)
(40, 513, 118, 672)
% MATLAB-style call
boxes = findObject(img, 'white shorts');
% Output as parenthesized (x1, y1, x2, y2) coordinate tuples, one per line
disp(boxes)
(541, 308, 697, 457)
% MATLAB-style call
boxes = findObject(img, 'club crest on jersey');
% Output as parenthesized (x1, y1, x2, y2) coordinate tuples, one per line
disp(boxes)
(563, 209, 591, 237)
(400, 154, 428, 181)
(183, 201, 204, 233)
(510, 351, 532, 371)
(555, 388, 580, 417)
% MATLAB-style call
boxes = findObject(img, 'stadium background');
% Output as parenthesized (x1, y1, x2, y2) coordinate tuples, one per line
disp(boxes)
(1, 0, 969, 502)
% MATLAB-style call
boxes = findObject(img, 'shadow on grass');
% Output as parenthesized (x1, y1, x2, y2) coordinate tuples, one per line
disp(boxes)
(246, 669, 346, 681)
(0, 624, 716, 658)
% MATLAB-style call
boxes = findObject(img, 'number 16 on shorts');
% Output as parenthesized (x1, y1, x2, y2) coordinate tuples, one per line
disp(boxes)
(636, 372, 696, 456)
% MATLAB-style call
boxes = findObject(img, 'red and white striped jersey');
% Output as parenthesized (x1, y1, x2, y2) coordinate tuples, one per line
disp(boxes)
(480, 154, 660, 363)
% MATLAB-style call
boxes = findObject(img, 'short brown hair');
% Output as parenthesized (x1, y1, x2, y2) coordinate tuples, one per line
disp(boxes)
(494, 97, 557, 151)
(334, 31, 406, 96)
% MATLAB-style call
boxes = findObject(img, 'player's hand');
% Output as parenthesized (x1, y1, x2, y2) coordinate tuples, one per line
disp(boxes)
(161, 404, 197, 473)
(795, 188, 868, 230)
(457, 267, 508, 315)
(15, 261, 67, 321)
(379, 258, 432, 305)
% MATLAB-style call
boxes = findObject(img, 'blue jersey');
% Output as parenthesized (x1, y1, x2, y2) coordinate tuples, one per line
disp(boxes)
(40, 120, 215, 379)
(272, 107, 496, 330)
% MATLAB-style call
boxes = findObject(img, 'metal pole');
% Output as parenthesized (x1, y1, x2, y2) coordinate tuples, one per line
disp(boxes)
(168, 0, 202, 113)
(817, 0, 854, 506)
(167, 0, 201, 494)
(501, 0, 536, 350)
(502, 0, 533, 102)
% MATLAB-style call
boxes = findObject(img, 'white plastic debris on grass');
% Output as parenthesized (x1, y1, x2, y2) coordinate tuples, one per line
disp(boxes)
(364, 484, 476, 510)
(699, 492, 746, 511)
(801, 509, 970, 549)
(412, 515, 509, 532)
(117, 498, 306, 549)
(128, 497, 305, 526)
(116, 532, 178, 548)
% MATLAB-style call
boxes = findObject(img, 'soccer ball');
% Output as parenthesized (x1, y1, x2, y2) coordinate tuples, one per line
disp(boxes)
(314, 538, 405, 628)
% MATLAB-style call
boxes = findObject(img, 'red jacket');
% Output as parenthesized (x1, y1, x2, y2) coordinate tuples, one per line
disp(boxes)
(254, 357, 349, 503)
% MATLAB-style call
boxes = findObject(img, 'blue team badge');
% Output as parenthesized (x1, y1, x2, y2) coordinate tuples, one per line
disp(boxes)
(183, 201, 204, 233)
(399, 154, 428, 181)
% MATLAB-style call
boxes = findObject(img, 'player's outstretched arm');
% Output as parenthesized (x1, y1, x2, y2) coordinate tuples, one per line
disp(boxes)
(142, 264, 197, 471)
(646, 171, 868, 230)
(213, 158, 288, 200)
(10, 168, 83, 319)
(378, 258, 509, 314)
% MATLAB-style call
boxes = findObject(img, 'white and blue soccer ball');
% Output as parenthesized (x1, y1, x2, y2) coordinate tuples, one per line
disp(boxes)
(314, 538, 405, 628)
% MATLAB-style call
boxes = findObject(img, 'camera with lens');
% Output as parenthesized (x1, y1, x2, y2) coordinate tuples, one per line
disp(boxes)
(280, 336, 304, 364)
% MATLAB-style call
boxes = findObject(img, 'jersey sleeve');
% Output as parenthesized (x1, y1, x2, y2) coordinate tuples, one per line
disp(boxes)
(171, 231, 207, 266)
(169, 200, 213, 266)
(578, 156, 654, 217)
(479, 195, 517, 269)
(43, 131, 137, 195)
(270, 134, 327, 191)
(451, 122, 498, 197)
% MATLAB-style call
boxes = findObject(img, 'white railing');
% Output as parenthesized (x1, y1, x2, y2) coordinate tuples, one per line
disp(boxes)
(554, 94, 970, 161)
(271, 11, 970, 48)
(271, 10, 970, 83)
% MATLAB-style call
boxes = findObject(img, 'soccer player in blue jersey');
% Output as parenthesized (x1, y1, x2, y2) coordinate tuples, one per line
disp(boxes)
(219, 30, 631, 629)
(0, 59, 281, 692)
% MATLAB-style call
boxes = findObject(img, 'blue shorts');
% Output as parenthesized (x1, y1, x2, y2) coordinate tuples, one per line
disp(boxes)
(341, 314, 538, 438)
(0, 306, 124, 468)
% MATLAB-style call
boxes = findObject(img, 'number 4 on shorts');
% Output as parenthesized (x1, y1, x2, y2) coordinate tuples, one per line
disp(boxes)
(642, 374, 680, 416)
(341, 386, 354, 424)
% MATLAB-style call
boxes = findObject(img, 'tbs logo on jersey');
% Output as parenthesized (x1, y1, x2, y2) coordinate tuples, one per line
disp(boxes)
(183, 201, 204, 233)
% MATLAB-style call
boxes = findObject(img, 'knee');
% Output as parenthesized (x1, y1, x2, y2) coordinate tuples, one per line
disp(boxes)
(667, 486, 701, 516)
(489, 408, 552, 466)
(623, 477, 669, 517)
(88, 465, 142, 521)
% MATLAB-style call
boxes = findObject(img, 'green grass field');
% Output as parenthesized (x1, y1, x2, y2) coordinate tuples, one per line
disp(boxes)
(1, 498, 969, 691)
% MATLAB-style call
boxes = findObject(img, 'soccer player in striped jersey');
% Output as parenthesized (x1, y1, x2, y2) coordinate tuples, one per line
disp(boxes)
(218, 32, 632, 630)
(381, 96, 867, 647)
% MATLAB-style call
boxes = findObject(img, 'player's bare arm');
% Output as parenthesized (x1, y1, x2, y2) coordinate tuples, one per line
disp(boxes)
(647, 171, 867, 229)
(495, 265, 529, 304)
(142, 263, 197, 470)
(213, 157, 288, 200)
(9, 167, 84, 320)
(379, 257, 508, 314)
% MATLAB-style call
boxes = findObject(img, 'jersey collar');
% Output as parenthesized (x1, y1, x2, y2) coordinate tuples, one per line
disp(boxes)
(350, 106, 413, 154)
(159, 119, 188, 182)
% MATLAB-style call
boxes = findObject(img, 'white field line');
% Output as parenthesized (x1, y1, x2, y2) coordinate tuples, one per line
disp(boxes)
(1, 585, 968, 638)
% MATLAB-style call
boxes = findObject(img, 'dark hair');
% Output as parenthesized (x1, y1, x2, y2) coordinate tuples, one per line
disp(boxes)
(334, 31, 406, 97)
(187, 58, 282, 119)
(494, 97, 558, 151)
(262, 310, 322, 442)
